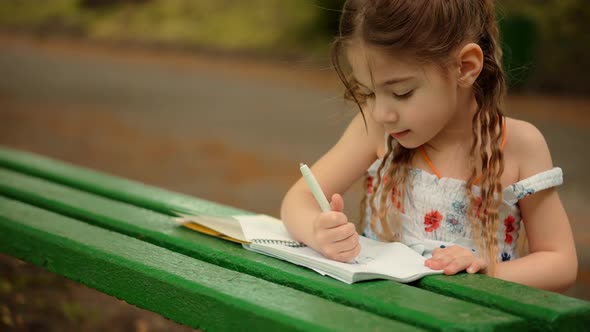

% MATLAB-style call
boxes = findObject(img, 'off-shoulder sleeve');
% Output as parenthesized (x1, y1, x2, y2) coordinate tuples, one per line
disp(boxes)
(503, 167, 563, 205)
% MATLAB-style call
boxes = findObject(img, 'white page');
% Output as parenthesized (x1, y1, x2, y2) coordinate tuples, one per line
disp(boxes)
(249, 236, 442, 283)
(236, 214, 298, 243)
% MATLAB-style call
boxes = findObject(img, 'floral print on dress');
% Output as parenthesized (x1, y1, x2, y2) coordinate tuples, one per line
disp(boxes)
(390, 185, 405, 213)
(424, 210, 443, 232)
(366, 176, 374, 195)
(363, 159, 562, 264)
(444, 213, 464, 234)
(452, 201, 468, 216)
(504, 215, 516, 245)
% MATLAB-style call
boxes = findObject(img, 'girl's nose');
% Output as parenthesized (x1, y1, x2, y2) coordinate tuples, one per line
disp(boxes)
(372, 97, 399, 123)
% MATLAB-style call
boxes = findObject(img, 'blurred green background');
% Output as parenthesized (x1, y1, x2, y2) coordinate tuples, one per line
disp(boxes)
(0, 0, 588, 94)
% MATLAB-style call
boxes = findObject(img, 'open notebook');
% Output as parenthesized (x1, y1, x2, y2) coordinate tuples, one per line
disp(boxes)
(176, 213, 442, 284)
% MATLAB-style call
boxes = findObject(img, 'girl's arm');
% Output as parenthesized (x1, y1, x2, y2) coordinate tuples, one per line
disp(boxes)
(495, 121, 577, 292)
(280, 111, 382, 250)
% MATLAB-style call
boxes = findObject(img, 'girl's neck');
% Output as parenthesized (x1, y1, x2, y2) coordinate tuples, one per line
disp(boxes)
(416, 94, 481, 180)
(424, 93, 478, 154)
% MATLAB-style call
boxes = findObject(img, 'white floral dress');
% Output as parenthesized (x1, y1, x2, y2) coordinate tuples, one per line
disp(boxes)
(362, 141, 563, 262)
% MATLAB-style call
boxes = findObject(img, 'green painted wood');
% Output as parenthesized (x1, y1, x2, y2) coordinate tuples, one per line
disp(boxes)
(0, 167, 527, 331)
(417, 274, 590, 331)
(0, 197, 424, 332)
(0, 147, 244, 217)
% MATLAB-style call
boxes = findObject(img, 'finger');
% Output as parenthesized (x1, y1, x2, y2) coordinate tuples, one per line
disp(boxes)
(333, 231, 359, 251)
(330, 193, 344, 212)
(443, 255, 474, 275)
(426, 252, 454, 270)
(425, 258, 446, 270)
(323, 232, 358, 258)
(318, 211, 348, 229)
(315, 221, 352, 248)
(325, 222, 357, 242)
(466, 258, 488, 274)
(427, 246, 470, 269)
(332, 241, 361, 263)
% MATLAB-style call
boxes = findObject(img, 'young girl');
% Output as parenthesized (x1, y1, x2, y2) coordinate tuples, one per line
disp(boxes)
(281, 0, 577, 292)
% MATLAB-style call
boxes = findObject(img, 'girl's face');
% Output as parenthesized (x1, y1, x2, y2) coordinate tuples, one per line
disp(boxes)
(347, 43, 462, 149)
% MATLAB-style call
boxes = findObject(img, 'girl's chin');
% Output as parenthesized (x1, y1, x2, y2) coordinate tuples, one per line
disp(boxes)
(396, 141, 421, 149)
(393, 138, 422, 149)
(392, 136, 423, 149)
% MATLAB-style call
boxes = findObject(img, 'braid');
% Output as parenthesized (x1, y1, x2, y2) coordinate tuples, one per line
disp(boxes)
(465, 1, 506, 275)
(358, 175, 370, 233)
(368, 136, 415, 242)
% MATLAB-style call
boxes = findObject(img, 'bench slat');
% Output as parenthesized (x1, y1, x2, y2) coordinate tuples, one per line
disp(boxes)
(0, 147, 242, 216)
(418, 275, 590, 331)
(0, 197, 424, 332)
(0, 167, 528, 331)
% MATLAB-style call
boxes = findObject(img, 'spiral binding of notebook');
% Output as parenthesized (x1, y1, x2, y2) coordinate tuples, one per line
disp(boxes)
(251, 239, 307, 248)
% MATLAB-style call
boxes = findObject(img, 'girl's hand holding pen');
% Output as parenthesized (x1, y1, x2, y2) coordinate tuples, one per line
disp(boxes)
(311, 193, 361, 263)
(299, 163, 361, 262)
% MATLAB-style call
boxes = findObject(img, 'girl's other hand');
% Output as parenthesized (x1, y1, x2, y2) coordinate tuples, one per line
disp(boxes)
(311, 193, 361, 263)
(425, 246, 488, 275)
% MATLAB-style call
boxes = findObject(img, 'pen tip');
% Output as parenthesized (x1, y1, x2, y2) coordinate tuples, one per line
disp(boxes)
(299, 163, 304, 167)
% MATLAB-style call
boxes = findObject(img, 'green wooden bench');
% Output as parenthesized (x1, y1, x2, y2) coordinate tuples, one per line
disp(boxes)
(0, 146, 588, 331)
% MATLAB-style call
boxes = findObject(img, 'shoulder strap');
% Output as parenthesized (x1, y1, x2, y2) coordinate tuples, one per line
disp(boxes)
(503, 167, 563, 204)
(418, 146, 442, 179)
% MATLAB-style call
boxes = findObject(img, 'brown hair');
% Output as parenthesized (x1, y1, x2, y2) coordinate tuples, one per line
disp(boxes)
(332, 0, 506, 274)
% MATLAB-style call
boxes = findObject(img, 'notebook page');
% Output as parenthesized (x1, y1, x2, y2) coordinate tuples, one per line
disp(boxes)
(236, 215, 298, 243)
(355, 239, 439, 277)
(248, 236, 441, 282)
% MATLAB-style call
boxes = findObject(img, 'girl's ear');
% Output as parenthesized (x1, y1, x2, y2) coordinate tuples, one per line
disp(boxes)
(456, 43, 484, 87)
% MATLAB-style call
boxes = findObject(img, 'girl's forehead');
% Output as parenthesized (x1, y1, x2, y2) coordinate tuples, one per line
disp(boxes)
(346, 43, 421, 86)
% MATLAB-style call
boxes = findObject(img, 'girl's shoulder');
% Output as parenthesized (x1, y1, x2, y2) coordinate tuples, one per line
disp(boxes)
(503, 117, 555, 181)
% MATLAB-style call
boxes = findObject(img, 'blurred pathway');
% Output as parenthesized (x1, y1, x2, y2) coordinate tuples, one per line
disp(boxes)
(0, 34, 588, 302)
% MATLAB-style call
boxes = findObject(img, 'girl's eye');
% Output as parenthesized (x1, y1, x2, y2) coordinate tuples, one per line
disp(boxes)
(394, 90, 414, 99)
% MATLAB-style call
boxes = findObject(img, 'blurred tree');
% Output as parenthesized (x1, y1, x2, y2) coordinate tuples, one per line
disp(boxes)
(499, 0, 590, 94)
(499, 15, 537, 90)
(311, 0, 344, 39)
(79, 0, 152, 10)
(290, 0, 344, 55)
(0, 0, 586, 94)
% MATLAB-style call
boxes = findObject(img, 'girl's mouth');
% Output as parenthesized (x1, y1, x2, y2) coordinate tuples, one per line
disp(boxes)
(390, 130, 410, 138)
